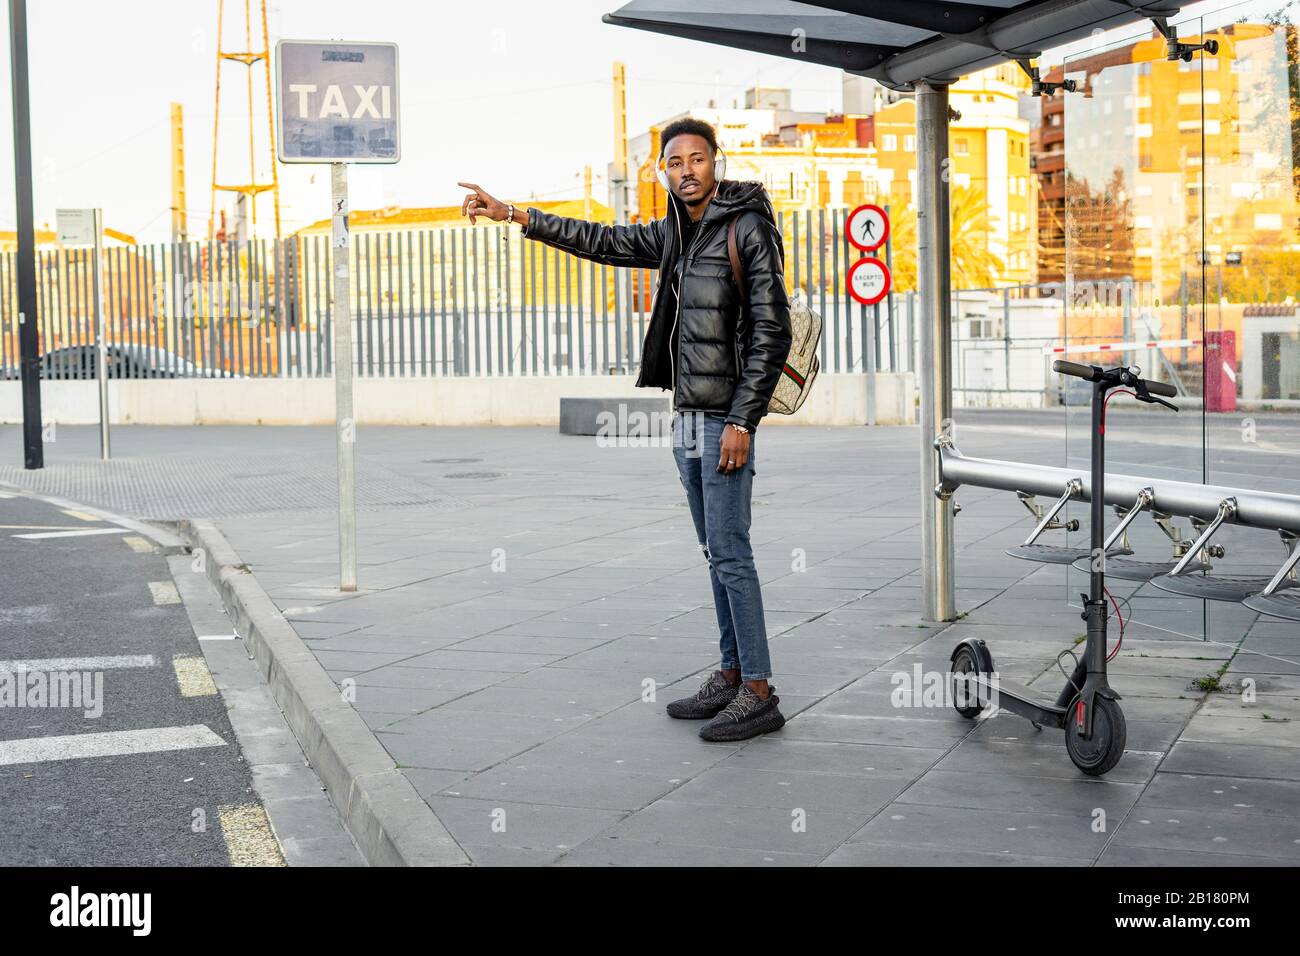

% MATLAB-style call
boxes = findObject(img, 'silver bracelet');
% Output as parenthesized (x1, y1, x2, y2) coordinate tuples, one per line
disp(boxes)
(505, 203, 515, 226)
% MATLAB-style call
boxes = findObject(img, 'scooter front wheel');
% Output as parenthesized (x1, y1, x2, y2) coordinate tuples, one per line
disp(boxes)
(1065, 694, 1126, 776)
(950, 644, 990, 719)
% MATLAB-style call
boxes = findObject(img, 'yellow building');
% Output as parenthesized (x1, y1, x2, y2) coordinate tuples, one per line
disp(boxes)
(634, 137, 889, 224)
(865, 63, 1036, 286)
(634, 69, 1035, 290)
(1055, 20, 1300, 353)
(0, 225, 136, 251)
(293, 197, 623, 314)
(1130, 23, 1300, 296)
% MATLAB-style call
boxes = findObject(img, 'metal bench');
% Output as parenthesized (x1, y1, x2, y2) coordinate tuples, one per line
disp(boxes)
(936, 439, 1300, 621)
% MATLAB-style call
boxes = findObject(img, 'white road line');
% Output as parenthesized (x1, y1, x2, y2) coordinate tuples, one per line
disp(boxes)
(14, 528, 128, 540)
(198, 634, 239, 641)
(0, 654, 156, 673)
(0, 724, 226, 766)
(0, 525, 90, 531)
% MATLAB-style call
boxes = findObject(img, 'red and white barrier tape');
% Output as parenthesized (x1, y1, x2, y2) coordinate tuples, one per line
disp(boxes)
(1042, 338, 1202, 355)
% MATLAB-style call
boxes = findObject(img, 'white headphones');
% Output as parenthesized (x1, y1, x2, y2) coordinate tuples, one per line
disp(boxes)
(655, 144, 726, 192)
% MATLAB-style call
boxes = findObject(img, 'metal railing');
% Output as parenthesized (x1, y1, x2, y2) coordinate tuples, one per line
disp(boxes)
(0, 208, 927, 381)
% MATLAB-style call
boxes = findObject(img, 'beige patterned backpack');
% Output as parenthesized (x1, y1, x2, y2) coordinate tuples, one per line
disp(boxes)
(727, 217, 822, 415)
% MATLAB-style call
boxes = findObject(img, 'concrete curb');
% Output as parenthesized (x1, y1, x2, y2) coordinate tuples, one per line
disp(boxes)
(0, 481, 189, 553)
(168, 517, 470, 867)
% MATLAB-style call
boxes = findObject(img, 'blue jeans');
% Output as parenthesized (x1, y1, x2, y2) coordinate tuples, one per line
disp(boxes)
(671, 410, 772, 681)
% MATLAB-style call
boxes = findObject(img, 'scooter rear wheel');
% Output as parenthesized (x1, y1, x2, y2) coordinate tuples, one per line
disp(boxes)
(950, 645, 989, 719)
(1065, 694, 1126, 776)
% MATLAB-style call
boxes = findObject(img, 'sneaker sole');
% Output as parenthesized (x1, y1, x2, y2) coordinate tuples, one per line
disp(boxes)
(698, 708, 786, 742)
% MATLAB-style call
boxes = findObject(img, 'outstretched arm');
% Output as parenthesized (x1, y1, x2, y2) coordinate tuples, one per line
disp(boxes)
(458, 181, 664, 268)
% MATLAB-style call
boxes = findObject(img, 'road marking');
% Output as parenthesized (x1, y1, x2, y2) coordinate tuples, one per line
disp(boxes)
(198, 634, 239, 641)
(0, 525, 92, 531)
(0, 724, 226, 766)
(60, 509, 102, 523)
(172, 655, 218, 697)
(14, 528, 128, 540)
(122, 536, 154, 553)
(149, 581, 181, 605)
(218, 805, 286, 867)
(0, 654, 155, 673)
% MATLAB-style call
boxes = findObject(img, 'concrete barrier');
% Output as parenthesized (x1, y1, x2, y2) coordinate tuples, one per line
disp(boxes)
(0, 372, 915, 428)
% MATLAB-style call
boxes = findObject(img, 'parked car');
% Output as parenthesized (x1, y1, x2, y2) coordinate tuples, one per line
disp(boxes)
(0, 344, 229, 380)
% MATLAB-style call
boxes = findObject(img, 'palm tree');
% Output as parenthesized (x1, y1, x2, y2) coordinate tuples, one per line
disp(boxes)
(950, 185, 1007, 289)
(870, 185, 1006, 292)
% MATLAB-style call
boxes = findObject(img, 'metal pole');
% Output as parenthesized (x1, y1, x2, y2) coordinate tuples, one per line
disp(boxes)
(865, 295, 876, 425)
(93, 208, 110, 458)
(331, 162, 357, 591)
(885, 203, 896, 372)
(917, 81, 955, 622)
(9, 0, 42, 469)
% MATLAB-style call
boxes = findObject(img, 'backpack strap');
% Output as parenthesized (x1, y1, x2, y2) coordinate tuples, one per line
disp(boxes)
(726, 217, 747, 300)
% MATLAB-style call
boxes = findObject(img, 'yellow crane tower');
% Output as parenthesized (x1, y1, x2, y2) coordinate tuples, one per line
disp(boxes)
(171, 102, 187, 243)
(208, 0, 281, 240)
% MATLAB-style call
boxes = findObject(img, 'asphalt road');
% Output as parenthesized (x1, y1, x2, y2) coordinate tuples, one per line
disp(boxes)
(0, 491, 280, 865)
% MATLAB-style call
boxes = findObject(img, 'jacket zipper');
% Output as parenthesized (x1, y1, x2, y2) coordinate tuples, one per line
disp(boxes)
(670, 201, 710, 406)
(668, 198, 683, 402)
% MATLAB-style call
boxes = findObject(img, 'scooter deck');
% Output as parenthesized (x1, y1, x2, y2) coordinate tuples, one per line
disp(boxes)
(965, 673, 1069, 730)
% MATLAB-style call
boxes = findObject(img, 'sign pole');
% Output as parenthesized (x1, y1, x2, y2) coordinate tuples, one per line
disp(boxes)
(93, 208, 110, 459)
(331, 162, 357, 592)
(845, 202, 891, 428)
(275, 39, 400, 593)
(9, 0, 42, 470)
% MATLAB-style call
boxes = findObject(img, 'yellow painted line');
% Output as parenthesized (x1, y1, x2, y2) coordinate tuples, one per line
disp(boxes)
(218, 805, 285, 867)
(60, 509, 101, 523)
(122, 536, 153, 553)
(149, 580, 181, 605)
(172, 655, 218, 697)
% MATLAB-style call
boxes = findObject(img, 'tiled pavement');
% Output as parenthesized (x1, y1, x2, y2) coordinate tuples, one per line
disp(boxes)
(4, 411, 1299, 865)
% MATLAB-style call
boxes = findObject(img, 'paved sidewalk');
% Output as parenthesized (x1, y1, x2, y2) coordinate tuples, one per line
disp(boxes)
(4, 411, 1299, 865)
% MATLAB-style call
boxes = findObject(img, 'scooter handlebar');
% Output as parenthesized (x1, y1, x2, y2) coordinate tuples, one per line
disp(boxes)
(1052, 359, 1096, 381)
(1052, 359, 1178, 399)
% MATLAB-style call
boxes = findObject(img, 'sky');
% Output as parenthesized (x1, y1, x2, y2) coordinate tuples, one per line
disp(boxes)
(0, 0, 845, 242)
(0, 0, 1229, 244)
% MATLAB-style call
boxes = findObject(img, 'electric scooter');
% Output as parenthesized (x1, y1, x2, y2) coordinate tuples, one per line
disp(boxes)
(948, 360, 1179, 775)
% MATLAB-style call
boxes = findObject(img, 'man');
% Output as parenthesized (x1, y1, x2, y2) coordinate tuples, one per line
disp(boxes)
(458, 117, 792, 742)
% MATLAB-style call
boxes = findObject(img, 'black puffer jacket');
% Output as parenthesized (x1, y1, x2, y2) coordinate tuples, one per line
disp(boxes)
(522, 179, 792, 432)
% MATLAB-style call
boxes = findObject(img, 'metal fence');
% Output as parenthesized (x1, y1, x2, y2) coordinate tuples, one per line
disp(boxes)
(0, 207, 933, 381)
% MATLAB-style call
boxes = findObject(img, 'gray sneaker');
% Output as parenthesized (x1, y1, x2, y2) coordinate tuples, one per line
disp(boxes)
(666, 670, 741, 719)
(698, 684, 785, 742)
